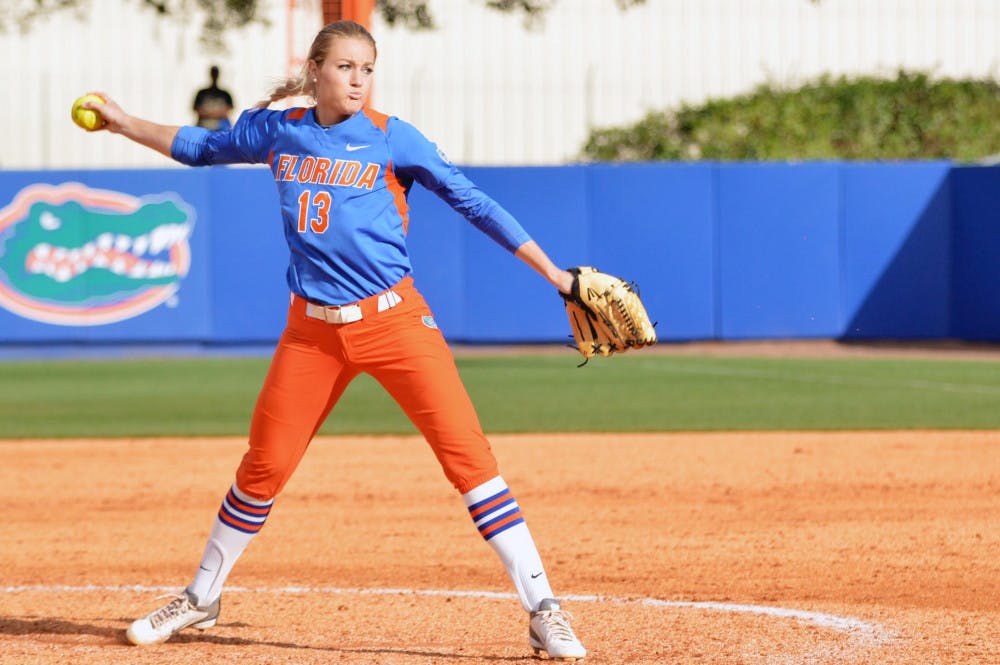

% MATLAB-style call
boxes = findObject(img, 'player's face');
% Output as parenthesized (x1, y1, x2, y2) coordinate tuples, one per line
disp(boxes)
(311, 37, 375, 126)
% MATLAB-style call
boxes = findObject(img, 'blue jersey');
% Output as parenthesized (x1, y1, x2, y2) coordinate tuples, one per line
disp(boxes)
(171, 106, 531, 305)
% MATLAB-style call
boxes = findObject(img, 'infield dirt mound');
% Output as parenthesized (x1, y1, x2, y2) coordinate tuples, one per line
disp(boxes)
(2, 431, 998, 664)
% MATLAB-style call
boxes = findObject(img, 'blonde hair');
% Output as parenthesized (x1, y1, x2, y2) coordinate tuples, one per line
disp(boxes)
(255, 20, 377, 108)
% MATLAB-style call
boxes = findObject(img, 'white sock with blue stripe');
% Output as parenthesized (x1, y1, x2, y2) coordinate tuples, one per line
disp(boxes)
(464, 476, 555, 612)
(186, 483, 273, 607)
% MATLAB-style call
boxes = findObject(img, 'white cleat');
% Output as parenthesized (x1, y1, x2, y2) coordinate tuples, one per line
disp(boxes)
(529, 598, 587, 661)
(125, 590, 220, 645)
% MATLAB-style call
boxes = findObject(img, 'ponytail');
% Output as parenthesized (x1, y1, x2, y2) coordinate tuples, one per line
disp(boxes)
(255, 72, 313, 108)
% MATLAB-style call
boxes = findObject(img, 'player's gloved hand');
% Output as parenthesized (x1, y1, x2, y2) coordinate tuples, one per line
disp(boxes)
(560, 266, 657, 363)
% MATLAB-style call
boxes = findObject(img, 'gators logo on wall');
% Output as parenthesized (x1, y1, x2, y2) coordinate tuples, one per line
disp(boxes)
(0, 182, 195, 326)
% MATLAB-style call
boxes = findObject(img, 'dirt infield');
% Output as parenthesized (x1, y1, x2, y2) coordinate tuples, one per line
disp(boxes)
(2, 431, 997, 664)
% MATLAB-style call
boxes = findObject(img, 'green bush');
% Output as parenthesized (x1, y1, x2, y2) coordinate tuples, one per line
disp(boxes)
(581, 70, 1000, 162)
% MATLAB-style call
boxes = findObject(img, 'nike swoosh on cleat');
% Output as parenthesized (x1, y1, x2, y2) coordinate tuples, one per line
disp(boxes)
(530, 572, 544, 579)
(345, 144, 370, 151)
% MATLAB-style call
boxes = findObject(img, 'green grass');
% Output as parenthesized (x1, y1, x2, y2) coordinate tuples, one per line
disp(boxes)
(0, 353, 998, 438)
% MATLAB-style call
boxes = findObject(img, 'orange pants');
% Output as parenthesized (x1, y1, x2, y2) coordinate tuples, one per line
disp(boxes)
(235, 277, 499, 500)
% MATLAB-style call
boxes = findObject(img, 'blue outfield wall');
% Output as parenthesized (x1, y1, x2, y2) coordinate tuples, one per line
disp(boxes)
(0, 162, 997, 346)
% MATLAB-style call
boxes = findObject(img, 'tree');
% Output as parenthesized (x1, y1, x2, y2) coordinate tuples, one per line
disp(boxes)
(3, 0, 259, 51)
(580, 71, 1000, 162)
(380, 1, 648, 30)
(2, 1, 648, 51)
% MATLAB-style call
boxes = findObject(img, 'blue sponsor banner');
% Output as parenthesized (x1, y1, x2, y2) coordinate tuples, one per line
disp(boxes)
(950, 166, 1000, 340)
(716, 163, 842, 339)
(2, 162, 998, 348)
(0, 171, 211, 342)
(458, 166, 589, 342)
(404, 185, 467, 338)
(840, 162, 952, 339)
(586, 163, 716, 340)
(203, 167, 288, 343)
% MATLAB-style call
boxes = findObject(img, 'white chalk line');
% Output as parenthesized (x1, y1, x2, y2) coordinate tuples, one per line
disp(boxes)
(3, 584, 893, 645)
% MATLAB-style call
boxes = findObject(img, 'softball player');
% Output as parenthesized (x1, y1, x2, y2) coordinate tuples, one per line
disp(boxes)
(87, 20, 586, 661)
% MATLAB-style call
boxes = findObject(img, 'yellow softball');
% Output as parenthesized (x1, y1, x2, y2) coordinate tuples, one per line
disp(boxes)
(71, 94, 106, 131)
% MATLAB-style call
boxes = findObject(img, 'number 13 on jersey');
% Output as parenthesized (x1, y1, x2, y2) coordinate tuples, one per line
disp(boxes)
(297, 189, 331, 233)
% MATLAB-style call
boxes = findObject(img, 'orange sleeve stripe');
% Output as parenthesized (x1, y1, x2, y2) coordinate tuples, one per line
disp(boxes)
(288, 107, 308, 121)
(384, 161, 410, 234)
(363, 107, 390, 132)
(360, 108, 408, 230)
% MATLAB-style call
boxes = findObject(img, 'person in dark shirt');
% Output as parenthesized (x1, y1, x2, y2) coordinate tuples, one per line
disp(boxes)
(192, 65, 234, 130)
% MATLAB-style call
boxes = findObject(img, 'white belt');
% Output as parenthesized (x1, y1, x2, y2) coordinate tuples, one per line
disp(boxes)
(303, 289, 403, 324)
